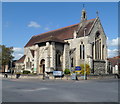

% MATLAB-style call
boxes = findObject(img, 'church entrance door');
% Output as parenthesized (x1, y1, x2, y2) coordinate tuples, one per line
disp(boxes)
(40, 59, 45, 74)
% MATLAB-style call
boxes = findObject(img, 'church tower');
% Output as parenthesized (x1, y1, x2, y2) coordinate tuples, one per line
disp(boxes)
(77, 5, 87, 33)
(81, 5, 87, 22)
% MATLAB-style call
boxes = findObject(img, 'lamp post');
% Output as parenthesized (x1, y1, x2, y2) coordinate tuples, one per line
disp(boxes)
(84, 27, 87, 80)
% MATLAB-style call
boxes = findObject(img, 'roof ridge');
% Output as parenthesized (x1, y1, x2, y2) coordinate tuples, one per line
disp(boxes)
(33, 23, 79, 37)
(86, 18, 95, 22)
(16, 55, 26, 63)
(25, 18, 96, 47)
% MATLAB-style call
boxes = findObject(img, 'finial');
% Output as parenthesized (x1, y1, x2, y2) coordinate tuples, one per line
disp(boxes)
(96, 11, 99, 17)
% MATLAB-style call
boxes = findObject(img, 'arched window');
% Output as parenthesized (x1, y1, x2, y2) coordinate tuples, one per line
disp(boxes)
(26, 57, 32, 68)
(80, 42, 85, 60)
(83, 45, 85, 59)
(71, 58, 74, 67)
(95, 31, 101, 60)
(102, 45, 104, 60)
(95, 32, 100, 39)
(80, 45, 82, 59)
(92, 43, 94, 59)
(28, 57, 30, 62)
(40, 59, 45, 74)
(83, 12, 86, 18)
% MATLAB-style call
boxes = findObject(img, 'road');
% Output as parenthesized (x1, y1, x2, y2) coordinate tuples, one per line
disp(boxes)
(2, 78, 118, 102)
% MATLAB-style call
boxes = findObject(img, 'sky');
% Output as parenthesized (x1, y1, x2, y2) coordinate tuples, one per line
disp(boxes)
(2, 2, 119, 60)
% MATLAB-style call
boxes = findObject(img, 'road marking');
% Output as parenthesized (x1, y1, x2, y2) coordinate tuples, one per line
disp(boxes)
(20, 88, 49, 92)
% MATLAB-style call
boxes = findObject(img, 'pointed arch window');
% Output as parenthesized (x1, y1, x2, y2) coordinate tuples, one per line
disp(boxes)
(92, 43, 94, 59)
(95, 31, 102, 60)
(102, 45, 104, 60)
(80, 45, 82, 59)
(83, 45, 85, 59)
(80, 42, 85, 60)
(71, 58, 74, 67)
(26, 57, 32, 68)
(83, 12, 86, 18)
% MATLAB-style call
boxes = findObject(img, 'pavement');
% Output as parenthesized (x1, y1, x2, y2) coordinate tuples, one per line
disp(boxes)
(2, 78, 119, 102)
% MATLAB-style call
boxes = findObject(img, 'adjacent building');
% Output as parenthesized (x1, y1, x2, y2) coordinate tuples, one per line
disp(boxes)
(16, 8, 108, 75)
(108, 56, 120, 74)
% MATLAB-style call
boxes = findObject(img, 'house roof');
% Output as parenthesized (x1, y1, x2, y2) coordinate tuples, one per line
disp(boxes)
(24, 19, 96, 47)
(113, 56, 120, 59)
(16, 55, 26, 63)
(108, 56, 120, 66)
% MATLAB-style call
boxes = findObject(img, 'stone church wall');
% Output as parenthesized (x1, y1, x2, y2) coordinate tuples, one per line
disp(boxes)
(93, 60, 106, 74)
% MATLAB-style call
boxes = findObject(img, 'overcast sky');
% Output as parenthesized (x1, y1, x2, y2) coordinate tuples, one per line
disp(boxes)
(2, 2, 119, 60)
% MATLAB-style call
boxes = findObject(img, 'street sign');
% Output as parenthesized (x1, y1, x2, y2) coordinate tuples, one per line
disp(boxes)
(53, 71, 63, 76)
(75, 66, 81, 72)
(75, 66, 81, 71)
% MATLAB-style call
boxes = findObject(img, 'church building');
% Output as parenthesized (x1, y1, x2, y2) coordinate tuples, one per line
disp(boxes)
(15, 8, 108, 75)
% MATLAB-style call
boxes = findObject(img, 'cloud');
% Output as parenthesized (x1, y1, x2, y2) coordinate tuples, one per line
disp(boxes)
(13, 47, 24, 60)
(13, 47, 23, 52)
(44, 22, 60, 31)
(108, 48, 118, 58)
(44, 27, 50, 31)
(28, 21, 41, 28)
(107, 37, 120, 47)
(107, 37, 120, 58)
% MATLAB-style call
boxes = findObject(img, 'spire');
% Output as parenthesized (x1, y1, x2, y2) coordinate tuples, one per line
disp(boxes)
(81, 4, 87, 22)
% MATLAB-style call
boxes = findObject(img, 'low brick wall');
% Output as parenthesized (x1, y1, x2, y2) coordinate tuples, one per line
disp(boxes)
(1, 73, 118, 80)
(86, 74, 117, 80)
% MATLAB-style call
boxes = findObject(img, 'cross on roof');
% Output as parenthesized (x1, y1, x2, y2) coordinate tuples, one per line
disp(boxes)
(83, 4, 85, 9)
(96, 11, 99, 17)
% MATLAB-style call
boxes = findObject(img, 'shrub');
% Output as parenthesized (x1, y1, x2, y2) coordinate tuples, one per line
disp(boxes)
(80, 64, 90, 75)
(23, 70, 31, 74)
(64, 69, 71, 75)
(15, 72, 21, 74)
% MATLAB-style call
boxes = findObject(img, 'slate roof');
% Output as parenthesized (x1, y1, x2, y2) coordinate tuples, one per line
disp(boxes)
(77, 19, 95, 37)
(16, 55, 26, 63)
(24, 18, 96, 47)
(35, 35, 66, 44)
